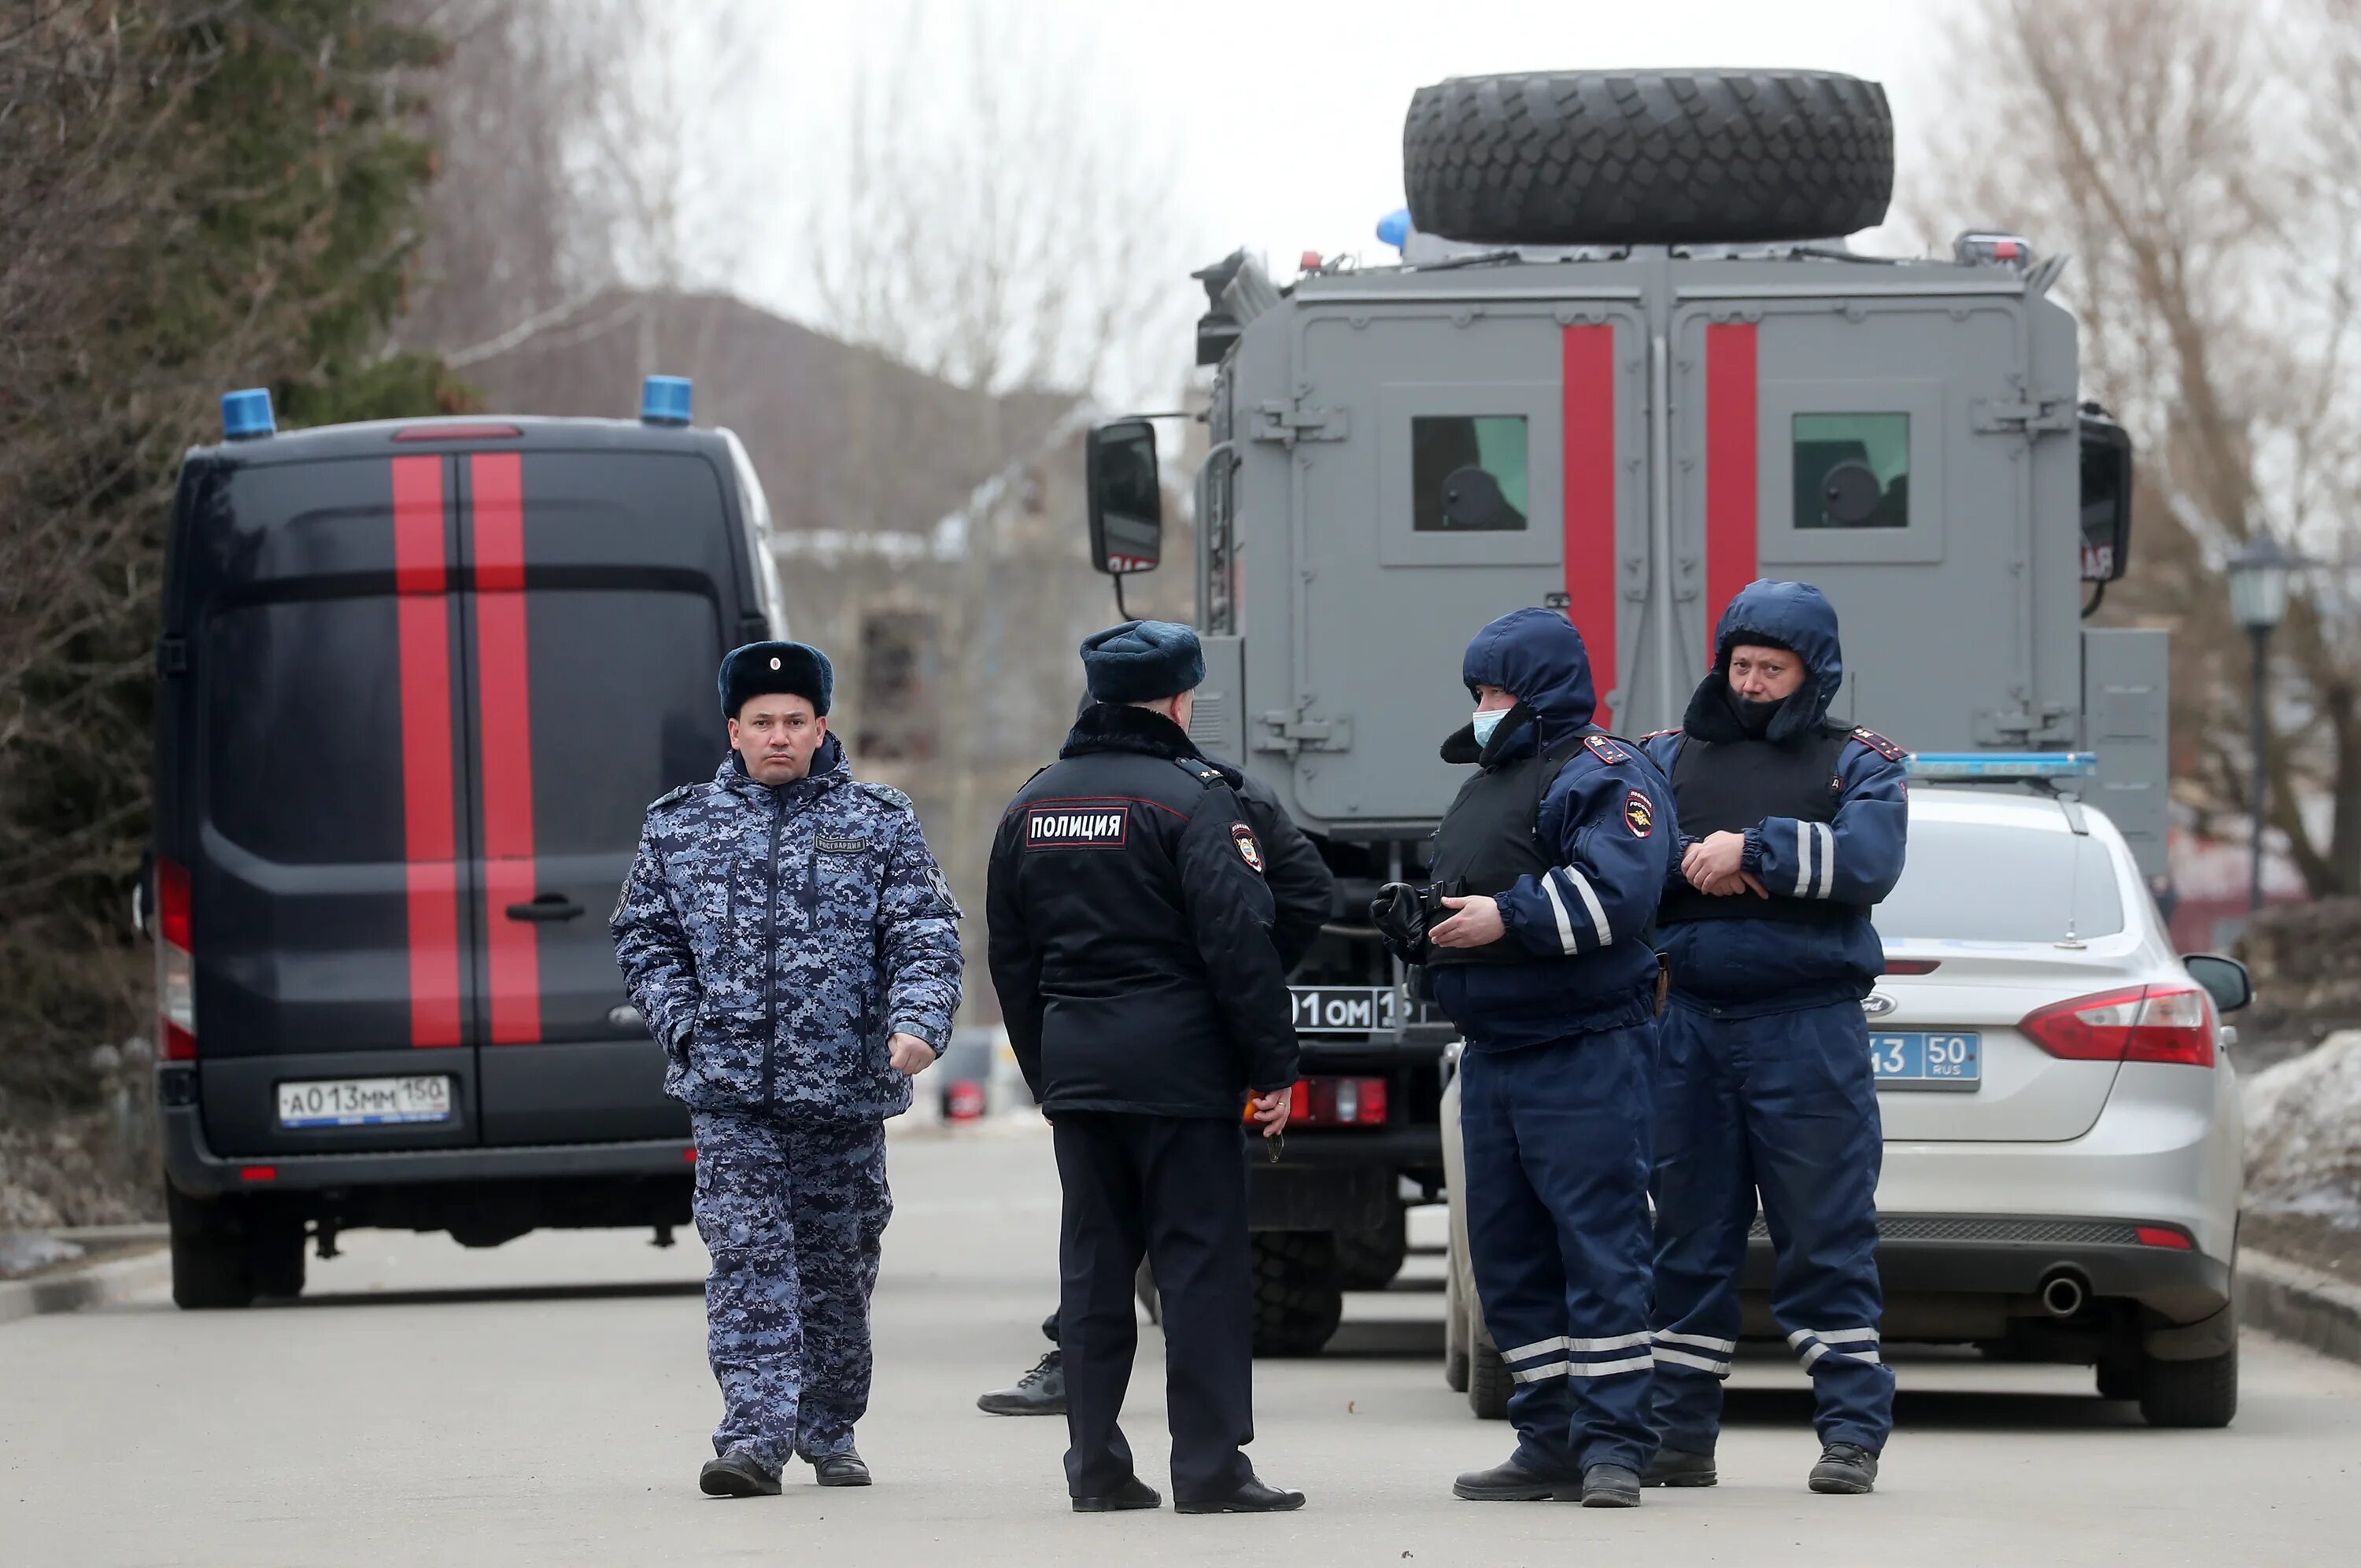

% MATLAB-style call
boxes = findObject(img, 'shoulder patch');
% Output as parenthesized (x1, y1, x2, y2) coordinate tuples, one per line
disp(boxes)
(1230, 821, 1265, 873)
(1583, 733, 1629, 765)
(1622, 789, 1657, 838)
(1850, 726, 1908, 763)
(1026, 804, 1129, 849)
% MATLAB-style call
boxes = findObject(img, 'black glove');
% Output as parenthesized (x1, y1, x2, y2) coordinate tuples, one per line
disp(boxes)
(1370, 881, 1433, 966)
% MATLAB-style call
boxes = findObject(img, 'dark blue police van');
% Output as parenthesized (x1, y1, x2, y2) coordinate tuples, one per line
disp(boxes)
(146, 378, 785, 1307)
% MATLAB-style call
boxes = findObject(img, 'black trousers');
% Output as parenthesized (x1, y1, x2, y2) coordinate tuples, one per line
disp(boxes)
(1053, 1112, 1254, 1503)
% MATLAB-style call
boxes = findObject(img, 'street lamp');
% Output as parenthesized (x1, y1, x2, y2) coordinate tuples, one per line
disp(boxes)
(2227, 535, 2297, 913)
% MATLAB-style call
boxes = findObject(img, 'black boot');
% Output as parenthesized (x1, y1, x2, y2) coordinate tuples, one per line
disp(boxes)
(977, 1348, 1066, 1415)
(810, 1451, 871, 1487)
(1580, 1463, 1642, 1508)
(1453, 1457, 1567, 1501)
(1174, 1474, 1306, 1514)
(1644, 1448, 1718, 1488)
(1809, 1442, 1879, 1495)
(1073, 1477, 1162, 1513)
(699, 1450, 781, 1498)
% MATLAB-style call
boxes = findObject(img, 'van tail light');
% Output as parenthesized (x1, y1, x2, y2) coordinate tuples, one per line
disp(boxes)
(157, 858, 197, 1061)
(2019, 983, 2215, 1068)
(1287, 1075, 1391, 1128)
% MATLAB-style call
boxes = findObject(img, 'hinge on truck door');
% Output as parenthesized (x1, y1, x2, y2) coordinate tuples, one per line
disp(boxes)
(1254, 711, 1354, 756)
(1971, 396, 2076, 435)
(1251, 397, 1349, 446)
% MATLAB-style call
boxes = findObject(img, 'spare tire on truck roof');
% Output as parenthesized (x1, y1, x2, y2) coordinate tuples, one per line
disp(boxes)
(1402, 69, 1894, 248)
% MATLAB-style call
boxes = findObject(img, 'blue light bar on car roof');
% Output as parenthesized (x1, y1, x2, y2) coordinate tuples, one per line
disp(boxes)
(221, 388, 275, 441)
(640, 374, 692, 426)
(1905, 751, 2097, 780)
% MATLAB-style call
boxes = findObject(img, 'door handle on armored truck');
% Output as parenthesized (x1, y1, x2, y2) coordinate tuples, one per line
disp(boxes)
(506, 894, 586, 922)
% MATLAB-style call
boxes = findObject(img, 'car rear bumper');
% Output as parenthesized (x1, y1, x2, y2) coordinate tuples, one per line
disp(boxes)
(1740, 1212, 2234, 1326)
(161, 1100, 695, 1197)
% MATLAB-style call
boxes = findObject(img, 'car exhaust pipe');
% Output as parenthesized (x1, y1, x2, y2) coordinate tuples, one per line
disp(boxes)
(2038, 1271, 2088, 1319)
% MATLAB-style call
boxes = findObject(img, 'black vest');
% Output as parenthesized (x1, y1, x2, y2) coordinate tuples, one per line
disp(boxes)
(1425, 731, 1590, 967)
(1657, 725, 1850, 927)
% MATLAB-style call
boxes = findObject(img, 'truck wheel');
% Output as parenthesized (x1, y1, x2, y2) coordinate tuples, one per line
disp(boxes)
(1250, 1231, 1344, 1356)
(1468, 1306, 1513, 1421)
(167, 1185, 257, 1311)
(1444, 1270, 1471, 1393)
(2137, 1343, 2238, 1429)
(1335, 1205, 1409, 1291)
(247, 1216, 308, 1301)
(1403, 70, 1893, 247)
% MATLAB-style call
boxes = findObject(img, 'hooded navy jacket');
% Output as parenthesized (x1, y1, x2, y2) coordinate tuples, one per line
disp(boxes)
(1642, 581, 1908, 1018)
(1425, 608, 1676, 1050)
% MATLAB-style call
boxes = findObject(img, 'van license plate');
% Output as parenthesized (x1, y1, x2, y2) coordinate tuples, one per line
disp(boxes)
(1870, 1032, 1980, 1092)
(1289, 986, 1398, 1035)
(277, 1075, 453, 1128)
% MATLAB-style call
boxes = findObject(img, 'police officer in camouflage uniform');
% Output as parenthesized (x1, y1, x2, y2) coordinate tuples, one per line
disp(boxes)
(612, 640, 963, 1500)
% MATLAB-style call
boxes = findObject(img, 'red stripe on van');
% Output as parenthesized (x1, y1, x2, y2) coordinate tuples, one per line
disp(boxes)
(471, 452, 542, 1045)
(1561, 323, 1618, 728)
(391, 457, 463, 1048)
(1704, 323, 1759, 659)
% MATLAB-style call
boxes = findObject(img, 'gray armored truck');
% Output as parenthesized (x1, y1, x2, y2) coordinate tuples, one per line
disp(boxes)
(1088, 71, 2154, 1354)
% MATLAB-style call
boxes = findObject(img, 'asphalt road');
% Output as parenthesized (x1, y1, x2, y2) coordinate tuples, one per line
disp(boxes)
(5, 1122, 2359, 1567)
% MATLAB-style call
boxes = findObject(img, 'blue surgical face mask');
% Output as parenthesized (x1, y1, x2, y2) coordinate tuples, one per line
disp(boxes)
(1470, 707, 1508, 747)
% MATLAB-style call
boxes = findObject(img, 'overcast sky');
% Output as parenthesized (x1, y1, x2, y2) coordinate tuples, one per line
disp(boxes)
(710, 0, 1970, 382)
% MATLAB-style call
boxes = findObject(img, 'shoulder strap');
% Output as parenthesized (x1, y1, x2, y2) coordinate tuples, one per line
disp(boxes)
(1172, 756, 1227, 789)
(1847, 725, 1908, 763)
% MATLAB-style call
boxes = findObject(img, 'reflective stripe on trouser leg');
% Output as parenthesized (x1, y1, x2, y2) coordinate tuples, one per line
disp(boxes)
(1461, 1026, 1659, 1476)
(1646, 1002, 1753, 1455)
(692, 1109, 806, 1476)
(1745, 1001, 1896, 1452)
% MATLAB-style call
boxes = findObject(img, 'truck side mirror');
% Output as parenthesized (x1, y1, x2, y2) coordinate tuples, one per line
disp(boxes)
(2079, 406, 2134, 582)
(1086, 420, 1162, 577)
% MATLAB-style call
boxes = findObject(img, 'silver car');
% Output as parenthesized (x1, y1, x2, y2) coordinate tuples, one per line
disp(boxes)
(1441, 779, 2251, 1428)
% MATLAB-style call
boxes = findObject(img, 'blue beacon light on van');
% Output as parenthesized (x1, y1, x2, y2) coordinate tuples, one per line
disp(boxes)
(640, 374, 693, 426)
(1376, 208, 1411, 251)
(1905, 751, 2097, 780)
(220, 389, 275, 441)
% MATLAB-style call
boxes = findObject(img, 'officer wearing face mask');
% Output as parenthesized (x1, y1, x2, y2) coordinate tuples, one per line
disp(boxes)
(1637, 580, 1908, 1499)
(1395, 608, 1676, 1510)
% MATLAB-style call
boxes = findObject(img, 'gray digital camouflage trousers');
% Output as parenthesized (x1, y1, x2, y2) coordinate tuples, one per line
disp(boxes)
(692, 1109, 891, 1474)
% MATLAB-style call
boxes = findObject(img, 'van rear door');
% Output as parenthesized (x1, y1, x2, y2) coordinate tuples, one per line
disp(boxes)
(176, 453, 486, 1156)
(459, 447, 741, 1145)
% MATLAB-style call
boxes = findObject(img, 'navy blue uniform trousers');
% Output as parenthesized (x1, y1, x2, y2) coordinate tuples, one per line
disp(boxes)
(1459, 1022, 1658, 1475)
(1054, 1112, 1255, 1503)
(1648, 998, 1895, 1454)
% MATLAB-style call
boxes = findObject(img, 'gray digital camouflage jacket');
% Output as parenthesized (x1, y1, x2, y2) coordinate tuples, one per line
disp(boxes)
(611, 737, 963, 1120)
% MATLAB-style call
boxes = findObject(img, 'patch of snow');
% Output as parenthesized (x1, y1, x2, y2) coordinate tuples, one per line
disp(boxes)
(0, 1232, 85, 1280)
(2243, 1029, 2361, 1227)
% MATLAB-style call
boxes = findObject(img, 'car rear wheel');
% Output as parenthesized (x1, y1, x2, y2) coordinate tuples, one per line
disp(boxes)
(1467, 1307, 1513, 1421)
(2137, 1342, 2238, 1429)
(166, 1186, 257, 1311)
(1443, 1270, 1471, 1393)
(1250, 1231, 1344, 1356)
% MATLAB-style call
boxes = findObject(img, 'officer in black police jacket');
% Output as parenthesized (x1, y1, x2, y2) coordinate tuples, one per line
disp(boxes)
(985, 619, 1307, 1518)
(977, 691, 1337, 1421)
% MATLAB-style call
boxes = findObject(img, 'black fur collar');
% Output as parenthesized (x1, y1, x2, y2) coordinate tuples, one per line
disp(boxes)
(1682, 673, 1842, 747)
(1062, 701, 1214, 767)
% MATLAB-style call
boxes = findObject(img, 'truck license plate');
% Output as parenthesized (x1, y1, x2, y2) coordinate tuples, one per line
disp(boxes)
(276, 1075, 453, 1128)
(1289, 986, 1399, 1035)
(1870, 1032, 1981, 1091)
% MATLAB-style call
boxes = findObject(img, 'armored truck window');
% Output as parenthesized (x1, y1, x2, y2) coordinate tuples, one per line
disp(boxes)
(1413, 415, 1529, 532)
(1794, 413, 1909, 529)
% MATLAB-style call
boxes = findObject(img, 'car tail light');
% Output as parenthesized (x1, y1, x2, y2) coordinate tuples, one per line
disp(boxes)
(2019, 983, 2216, 1068)
(1882, 959, 1942, 976)
(2135, 1225, 2193, 1250)
(1289, 1075, 1390, 1128)
(157, 858, 197, 1061)
(393, 422, 522, 441)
